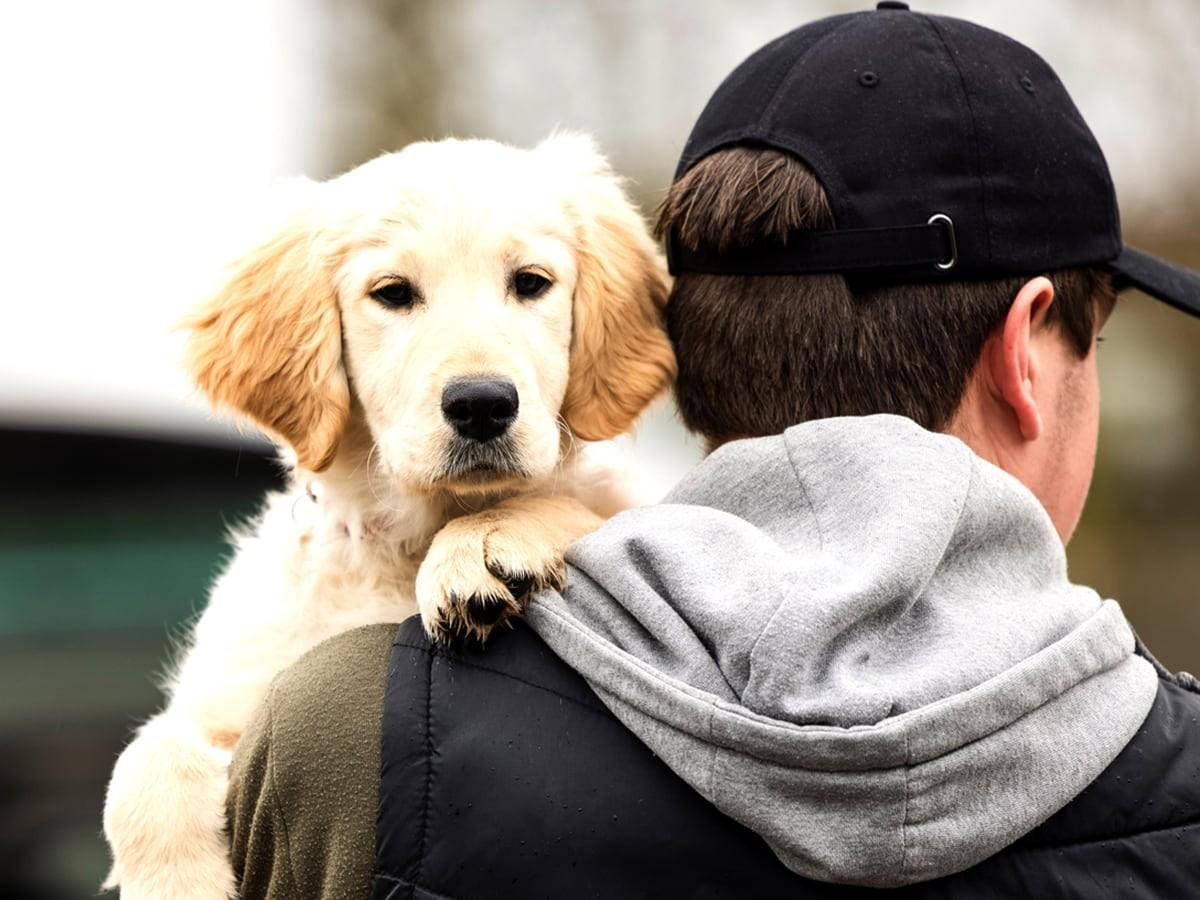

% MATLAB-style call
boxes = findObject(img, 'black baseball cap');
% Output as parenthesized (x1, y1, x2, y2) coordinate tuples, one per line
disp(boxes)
(667, 1, 1200, 317)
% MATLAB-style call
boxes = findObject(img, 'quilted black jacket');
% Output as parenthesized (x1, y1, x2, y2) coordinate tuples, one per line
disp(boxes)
(371, 619, 1200, 899)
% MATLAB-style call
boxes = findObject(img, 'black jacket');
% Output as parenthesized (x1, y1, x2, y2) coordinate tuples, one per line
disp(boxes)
(373, 619, 1200, 899)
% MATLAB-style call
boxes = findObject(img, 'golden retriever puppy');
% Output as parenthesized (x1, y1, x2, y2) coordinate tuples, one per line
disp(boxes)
(101, 134, 674, 899)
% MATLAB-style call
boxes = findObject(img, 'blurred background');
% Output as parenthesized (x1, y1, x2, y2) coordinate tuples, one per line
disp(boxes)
(2, 0, 1197, 895)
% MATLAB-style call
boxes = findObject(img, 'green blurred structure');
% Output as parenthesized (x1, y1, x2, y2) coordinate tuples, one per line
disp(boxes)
(0, 430, 281, 897)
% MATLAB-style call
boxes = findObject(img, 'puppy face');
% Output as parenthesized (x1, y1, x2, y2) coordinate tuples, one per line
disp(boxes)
(185, 135, 674, 497)
(335, 142, 578, 492)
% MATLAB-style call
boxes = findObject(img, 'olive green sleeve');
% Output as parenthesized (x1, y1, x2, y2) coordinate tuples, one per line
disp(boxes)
(226, 624, 398, 900)
(227, 686, 300, 900)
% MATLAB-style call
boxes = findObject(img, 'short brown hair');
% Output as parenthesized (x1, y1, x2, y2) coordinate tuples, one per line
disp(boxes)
(657, 147, 1113, 444)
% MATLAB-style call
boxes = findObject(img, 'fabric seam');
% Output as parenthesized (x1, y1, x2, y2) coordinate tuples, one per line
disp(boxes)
(900, 729, 910, 879)
(870, 446, 976, 694)
(374, 871, 459, 900)
(393, 641, 611, 719)
(782, 431, 826, 553)
(413, 649, 434, 886)
(264, 684, 302, 899)
(761, 16, 862, 123)
(740, 433, 827, 675)
(862, 443, 974, 723)
(921, 14, 994, 263)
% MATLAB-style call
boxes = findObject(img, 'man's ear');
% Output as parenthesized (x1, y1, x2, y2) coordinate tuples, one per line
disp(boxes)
(538, 133, 676, 440)
(992, 276, 1056, 442)
(182, 201, 350, 472)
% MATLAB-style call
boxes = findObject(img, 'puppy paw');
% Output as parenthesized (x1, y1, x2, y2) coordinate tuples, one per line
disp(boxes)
(416, 512, 567, 644)
(104, 856, 237, 900)
(104, 715, 238, 900)
(108, 859, 238, 900)
(483, 523, 567, 598)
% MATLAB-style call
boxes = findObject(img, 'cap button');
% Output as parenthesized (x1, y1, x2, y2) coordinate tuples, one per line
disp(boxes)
(876, 1, 910, 9)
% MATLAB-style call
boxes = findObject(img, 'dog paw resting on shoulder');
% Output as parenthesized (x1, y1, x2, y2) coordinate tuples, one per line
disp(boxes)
(103, 132, 673, 896)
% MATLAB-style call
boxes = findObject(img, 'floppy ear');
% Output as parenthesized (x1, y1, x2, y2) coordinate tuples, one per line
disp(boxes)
(541, 134, 676, 441)
(183, 204, 349, 472)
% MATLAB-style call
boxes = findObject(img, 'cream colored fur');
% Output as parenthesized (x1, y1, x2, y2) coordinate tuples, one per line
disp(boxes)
(102, 134, 674, 899)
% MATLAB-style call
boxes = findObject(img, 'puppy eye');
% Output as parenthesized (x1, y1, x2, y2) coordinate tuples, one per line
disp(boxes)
(370, 280, 417, 310)
(513, 270, 552, 300)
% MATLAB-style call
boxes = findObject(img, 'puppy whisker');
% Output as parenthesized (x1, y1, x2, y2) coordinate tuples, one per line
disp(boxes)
(552, 414, 580, 496)
(366, 442, 411, 515)
(449, 489, 488, 516)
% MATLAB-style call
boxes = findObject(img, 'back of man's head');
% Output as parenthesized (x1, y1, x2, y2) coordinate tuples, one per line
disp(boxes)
(657, 147, 1109, 445)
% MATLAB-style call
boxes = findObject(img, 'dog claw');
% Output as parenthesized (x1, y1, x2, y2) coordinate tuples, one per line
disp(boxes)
(497, 571, 535, 602)
(466, 594, 511, 626)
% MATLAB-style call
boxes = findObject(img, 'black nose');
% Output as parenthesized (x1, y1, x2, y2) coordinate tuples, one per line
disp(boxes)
(441, 379, 519, 443)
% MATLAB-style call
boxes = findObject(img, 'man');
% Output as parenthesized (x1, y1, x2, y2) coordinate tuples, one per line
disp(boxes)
(228, 4, 1200, 897)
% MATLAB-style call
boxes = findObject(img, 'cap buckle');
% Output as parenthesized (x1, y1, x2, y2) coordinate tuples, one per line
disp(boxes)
(927, 214, 957, 270)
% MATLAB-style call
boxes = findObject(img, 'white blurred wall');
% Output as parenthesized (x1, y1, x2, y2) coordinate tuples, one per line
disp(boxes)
(0, 0, 321, 439)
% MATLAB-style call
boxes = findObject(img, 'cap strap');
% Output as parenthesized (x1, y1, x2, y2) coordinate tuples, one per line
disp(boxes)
(667, 215, 957, 276)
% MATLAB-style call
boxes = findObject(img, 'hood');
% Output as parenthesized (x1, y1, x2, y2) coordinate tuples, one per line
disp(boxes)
(527, 415, 1157, 887)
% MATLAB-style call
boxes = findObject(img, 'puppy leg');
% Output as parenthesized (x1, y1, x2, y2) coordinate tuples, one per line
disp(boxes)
(416, 494, 603, 642)
(103, 713, 237, 900)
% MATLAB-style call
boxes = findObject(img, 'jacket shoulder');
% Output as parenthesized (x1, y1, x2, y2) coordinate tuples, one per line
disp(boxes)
(270, 622, 398, 713)
(377, 618, 827, 899)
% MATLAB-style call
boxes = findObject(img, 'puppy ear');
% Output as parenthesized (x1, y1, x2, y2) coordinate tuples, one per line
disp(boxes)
(541, 134, 676, 441)
(183, 200, 349, 472)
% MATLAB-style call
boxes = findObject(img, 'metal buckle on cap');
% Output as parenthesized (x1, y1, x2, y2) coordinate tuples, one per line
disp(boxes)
(927, 214, 957, 270)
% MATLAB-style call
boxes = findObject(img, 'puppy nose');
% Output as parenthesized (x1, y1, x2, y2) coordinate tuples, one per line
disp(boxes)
(441, 379, 519, 442)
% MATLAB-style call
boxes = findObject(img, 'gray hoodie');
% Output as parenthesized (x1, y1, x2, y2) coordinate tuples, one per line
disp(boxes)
(527, 415, 1158, 887)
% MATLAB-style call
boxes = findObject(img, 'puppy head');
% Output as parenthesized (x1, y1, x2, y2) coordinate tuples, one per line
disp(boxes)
(184, 135, 674, 495)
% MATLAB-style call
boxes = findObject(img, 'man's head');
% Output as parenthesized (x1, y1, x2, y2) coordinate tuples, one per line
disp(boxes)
(659, 4, 1199, 543)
